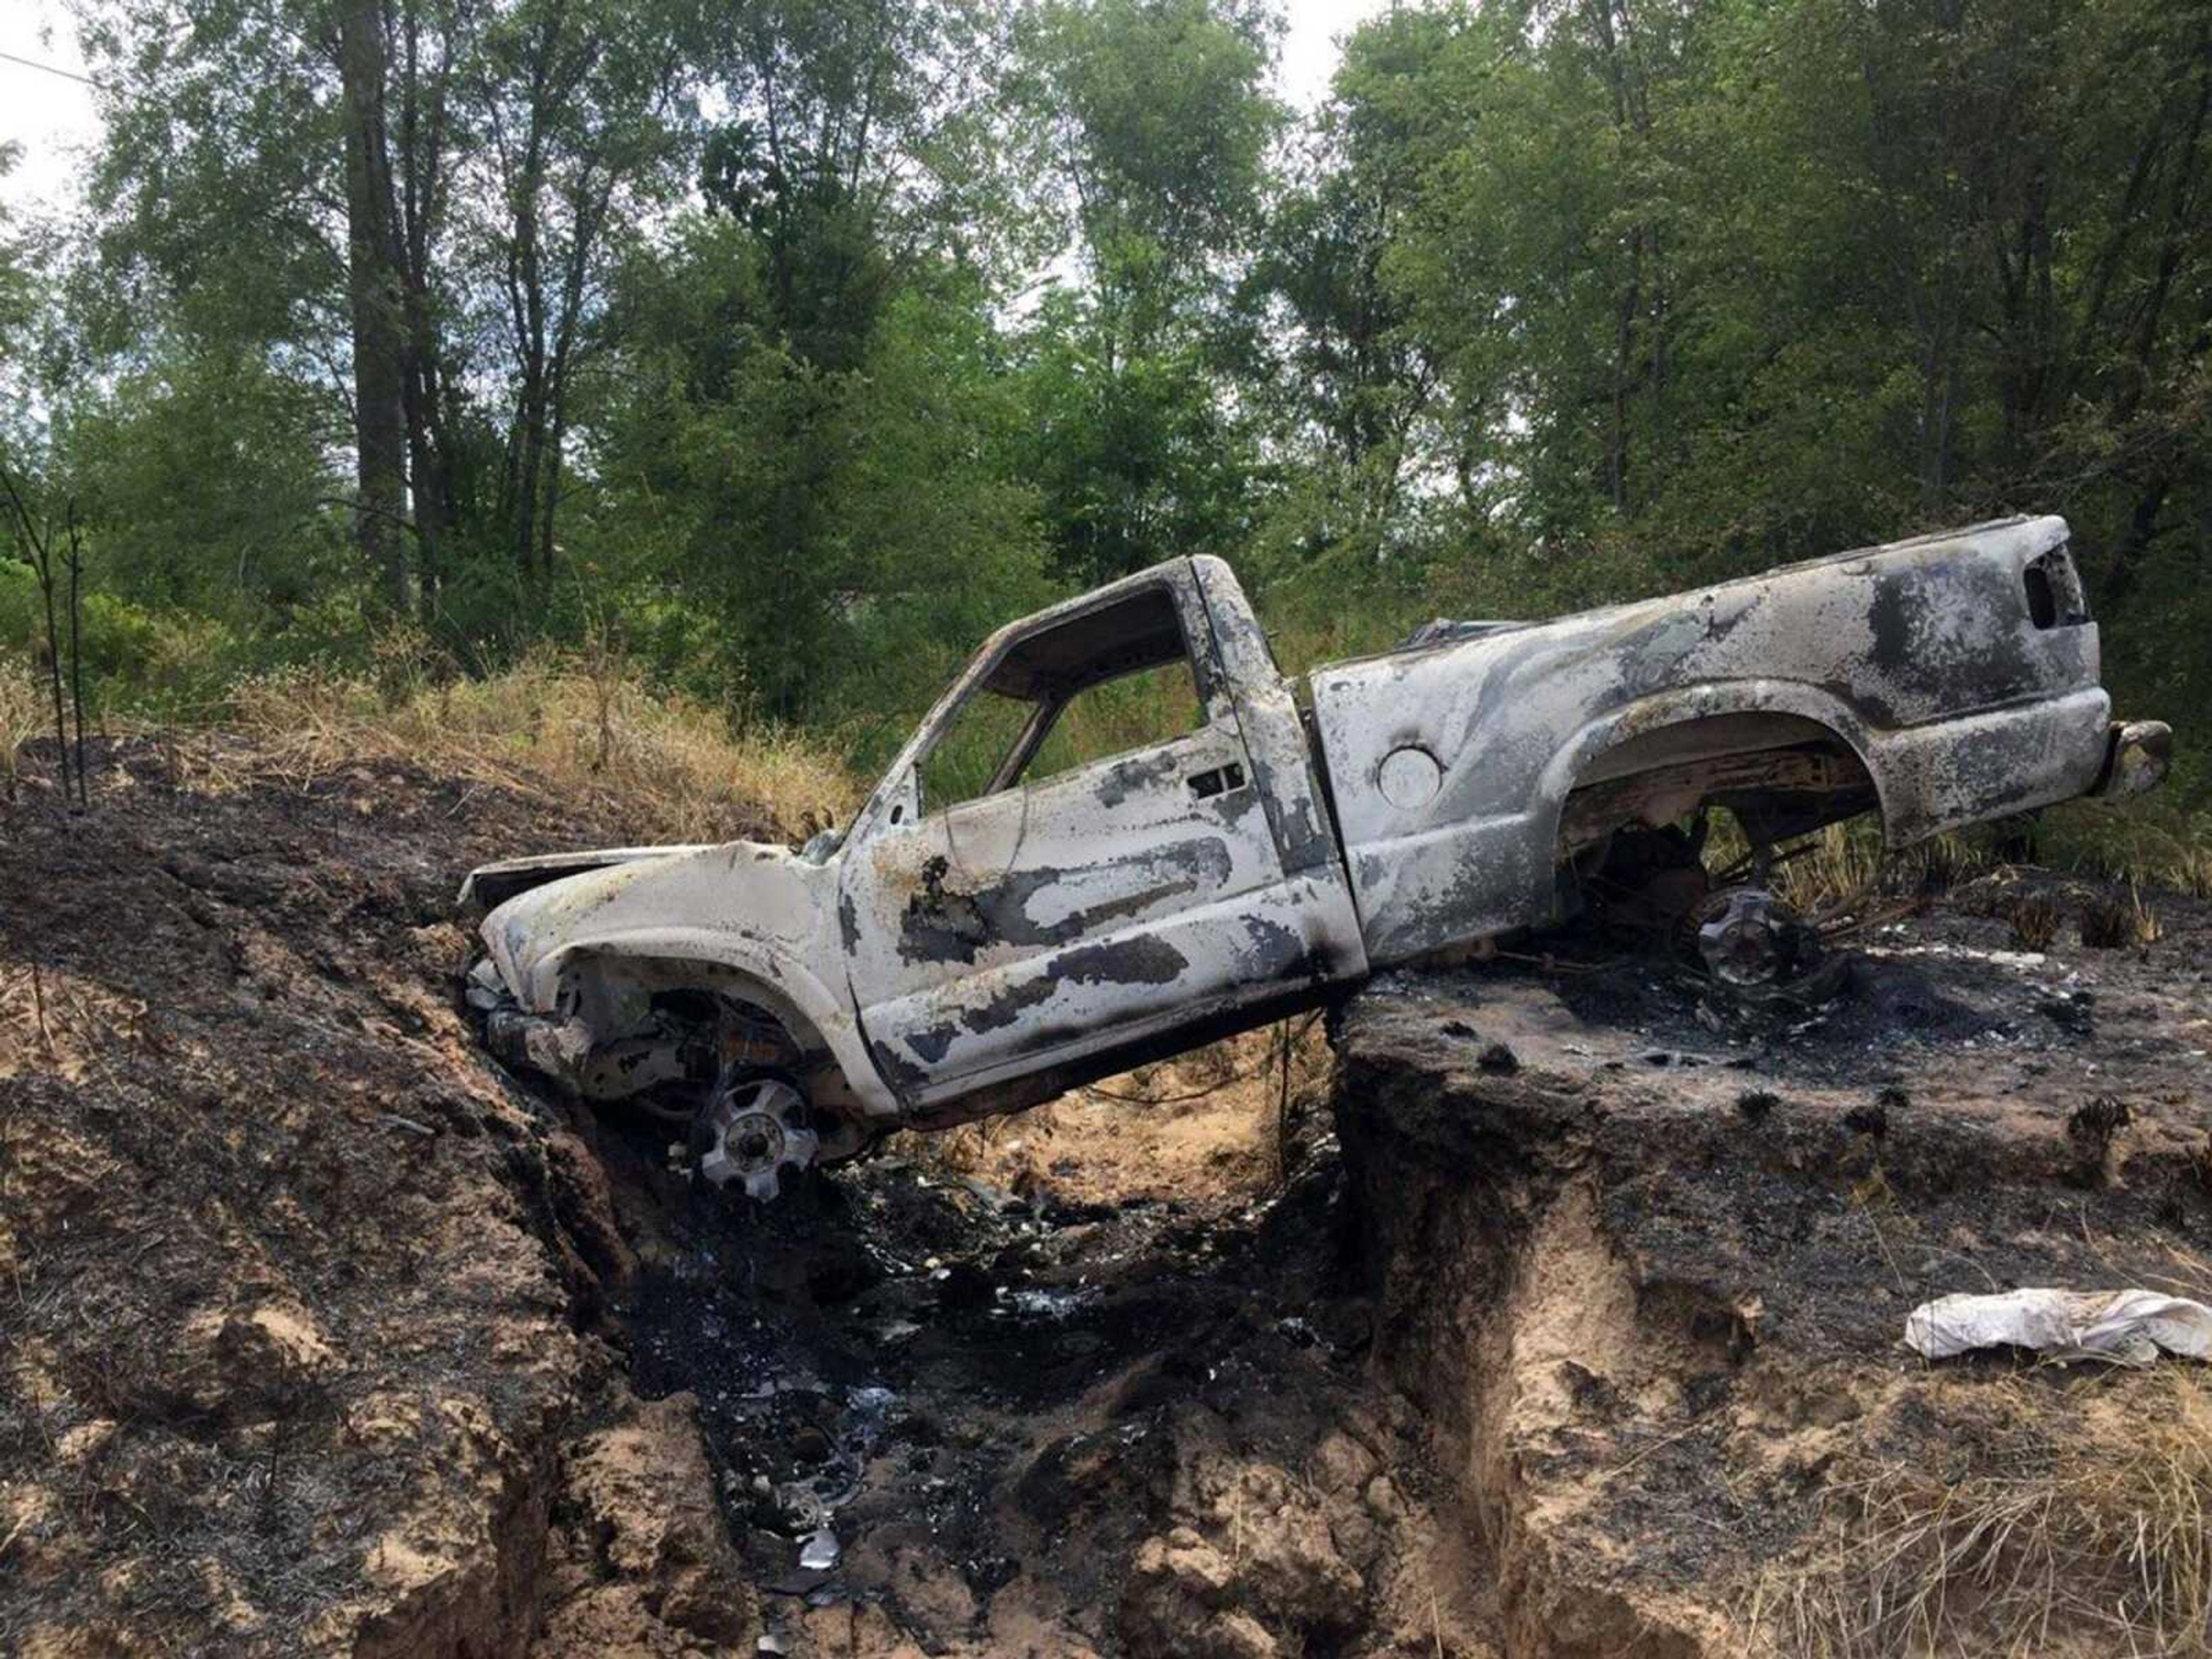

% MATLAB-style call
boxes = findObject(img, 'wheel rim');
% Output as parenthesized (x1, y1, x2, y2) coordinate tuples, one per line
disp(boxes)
(698, 1075, 819, 1200)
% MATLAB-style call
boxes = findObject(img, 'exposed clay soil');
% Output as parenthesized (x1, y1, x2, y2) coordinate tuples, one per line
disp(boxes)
(5, 733, 2210, 1658)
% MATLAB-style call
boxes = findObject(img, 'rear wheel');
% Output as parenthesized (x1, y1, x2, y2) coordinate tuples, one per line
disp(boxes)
(1582, 816, 1844, 1003)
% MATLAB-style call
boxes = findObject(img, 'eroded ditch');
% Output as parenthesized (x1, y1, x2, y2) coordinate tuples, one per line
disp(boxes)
(17, 739, 2205, 1659)
(548, 1081, 1485, 1657)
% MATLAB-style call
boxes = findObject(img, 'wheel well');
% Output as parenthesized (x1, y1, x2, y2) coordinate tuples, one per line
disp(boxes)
(562, 953, 853, 1096)
(1557, 712, 1880, 859)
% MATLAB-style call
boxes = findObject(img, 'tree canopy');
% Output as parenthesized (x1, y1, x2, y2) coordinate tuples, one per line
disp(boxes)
(3, 0, 2206, 793)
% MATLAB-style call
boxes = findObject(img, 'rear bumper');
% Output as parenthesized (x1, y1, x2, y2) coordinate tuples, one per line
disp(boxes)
(2092, 720, 2172, 800)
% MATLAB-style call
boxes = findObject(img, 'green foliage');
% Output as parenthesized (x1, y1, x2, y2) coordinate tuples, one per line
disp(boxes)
(75, 0, 347, 362)
(56, 347, 352, 622)
(1014, 0, 1282, 279)
(0, 143, 41, 391)
(586, 215, 1047, 742)
(1002, 0, 1285, 584)
(1012, 286, 1264, 584)
(1328, 0, 2211, 793)
(0, 563, 240, 714)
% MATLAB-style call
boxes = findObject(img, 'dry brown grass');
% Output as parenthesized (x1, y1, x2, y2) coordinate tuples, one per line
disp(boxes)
(209, 648, 858, 846)
(2078, 884, 2163, 950)
(1702, 813, 1984, 918)
(1772, 821, 1895, 914)
(1749, 1372, 2212, 1658)
(9, 635, 860, 844)
(1, 654, 48, 791)
(2040, 797, 2212, 902)
(2007, 893, 2062, 952)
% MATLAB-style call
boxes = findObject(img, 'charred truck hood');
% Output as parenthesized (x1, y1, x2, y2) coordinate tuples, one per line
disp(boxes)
(476, 841, 834, 1016)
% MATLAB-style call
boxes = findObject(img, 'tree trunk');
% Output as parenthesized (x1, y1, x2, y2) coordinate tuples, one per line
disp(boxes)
(538, 402, 566, 574)
(404, 358, 444, 623)
(339, 0, 409, 615)
(2103, 475, 2169, 607)
(510, 188, 548, 573)
(514, 383, 545, 573)
(392, 0, 453, 627)
(1610, 227, 1641, 513)
(537, 171, 605, 576)
(1586, 0, 1644, 516)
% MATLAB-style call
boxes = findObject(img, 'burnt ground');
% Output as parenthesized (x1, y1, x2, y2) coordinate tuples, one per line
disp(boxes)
(4, 732, 2211, 1658)
(0, 737, 1455, 1659)
(590, 1119, 1448, 1658)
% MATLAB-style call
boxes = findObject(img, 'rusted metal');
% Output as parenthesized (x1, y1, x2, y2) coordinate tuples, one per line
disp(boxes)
(464, 514, 2165, 1190)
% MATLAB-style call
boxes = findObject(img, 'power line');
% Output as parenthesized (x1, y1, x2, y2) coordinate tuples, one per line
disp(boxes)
(0, 48, 97, 88)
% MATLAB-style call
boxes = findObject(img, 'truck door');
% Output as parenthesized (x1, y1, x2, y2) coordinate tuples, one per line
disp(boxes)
(838, 565, 1352, 1112)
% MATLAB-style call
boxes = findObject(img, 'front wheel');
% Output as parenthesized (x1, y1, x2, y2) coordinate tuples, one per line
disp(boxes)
(692, 1067, 820, 1201)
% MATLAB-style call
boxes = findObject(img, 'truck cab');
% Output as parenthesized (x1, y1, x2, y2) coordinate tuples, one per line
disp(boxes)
(832, 555, 1366, 1120)
(465, 556, 1368, 1196)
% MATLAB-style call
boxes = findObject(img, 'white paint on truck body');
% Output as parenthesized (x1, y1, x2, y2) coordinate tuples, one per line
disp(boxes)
(1310, 516, 2110, 964)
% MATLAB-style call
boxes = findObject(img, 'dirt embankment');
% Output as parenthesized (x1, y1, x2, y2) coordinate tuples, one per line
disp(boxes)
(1, 737, 770, 1658)
(5, 733, 2210, 1658)
(2, 737, 1452, 1659)
(1338, 885, 2212, 1656)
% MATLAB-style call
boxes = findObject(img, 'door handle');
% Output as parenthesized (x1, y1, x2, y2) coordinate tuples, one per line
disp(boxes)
(1186, 762, 1247, 800)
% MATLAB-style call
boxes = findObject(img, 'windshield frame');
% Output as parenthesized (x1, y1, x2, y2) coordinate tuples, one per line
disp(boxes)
(834, 562, 1217, 856)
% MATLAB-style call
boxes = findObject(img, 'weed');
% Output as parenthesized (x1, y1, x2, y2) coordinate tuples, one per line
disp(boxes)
(2037, 796, 2212, 897)
(1781, 823, 1890, 911)
(2078, 885, 2161, 949)
(1702, 815, 1985, 918)
(213, 649, 858, 846)
(1842, 1101, 1889, 1140)
(0, 654, 41, 791)
(1748, 1373, 2212, 1657)
(1703, 794, 2212, 931)
(2067, 1094, 2132, 1155)
(2006, 893, 2061, 951)
(2068, 1096, 2134, 1187)
(1734, 1089, 1781, 1124)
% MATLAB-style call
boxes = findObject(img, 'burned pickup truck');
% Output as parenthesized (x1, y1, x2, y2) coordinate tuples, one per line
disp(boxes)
(464, 516, 2169, 1197)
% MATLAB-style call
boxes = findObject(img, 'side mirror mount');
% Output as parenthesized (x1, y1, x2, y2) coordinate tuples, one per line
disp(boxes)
(855, 769, 920, 844)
